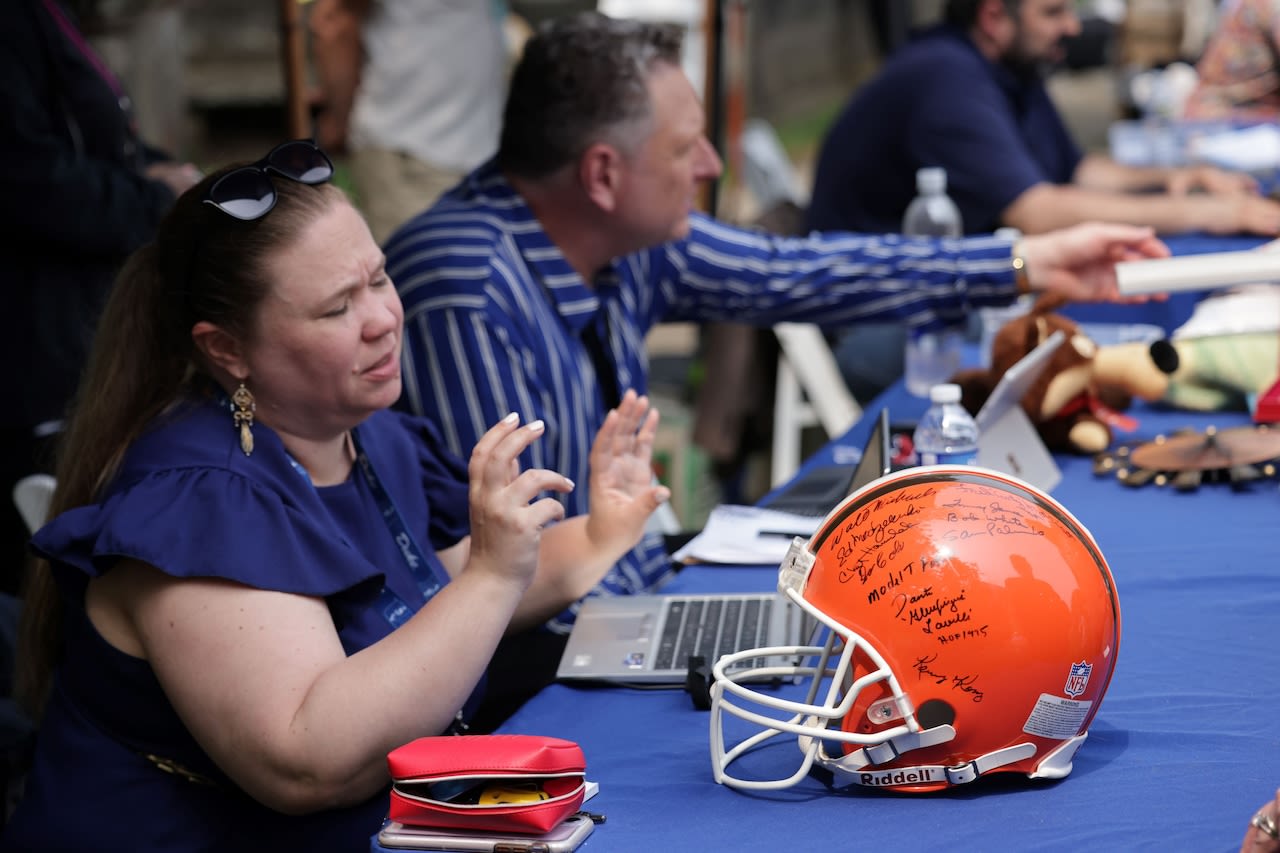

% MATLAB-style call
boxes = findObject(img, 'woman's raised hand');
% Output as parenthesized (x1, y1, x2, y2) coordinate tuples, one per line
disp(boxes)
(464, 413, 573, 586)
(584, 390, 670, 555)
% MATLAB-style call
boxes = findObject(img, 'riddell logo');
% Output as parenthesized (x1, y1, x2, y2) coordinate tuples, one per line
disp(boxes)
(859, 768, 943, 787)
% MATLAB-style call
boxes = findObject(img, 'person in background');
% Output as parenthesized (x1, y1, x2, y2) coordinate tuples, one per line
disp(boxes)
(381, 11, 1170, 706)
(308, 0, 510, 243)
(810, 0, 1275, 237)
(0, 0, 200, 598)
(806, 0, 1280, 401)
(0, 141, 668, 851)
(1183, 0, 1280, 122)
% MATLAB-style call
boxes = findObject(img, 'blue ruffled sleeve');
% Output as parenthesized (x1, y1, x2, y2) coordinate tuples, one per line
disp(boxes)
(35, 462, 389, 597)
(32, 402, 477, 599)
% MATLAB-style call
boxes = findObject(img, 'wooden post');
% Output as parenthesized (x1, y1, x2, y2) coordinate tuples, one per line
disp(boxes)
(700, 0, 722, 216)
(722, 1, 747, 186)
(279, 0, 310, 138)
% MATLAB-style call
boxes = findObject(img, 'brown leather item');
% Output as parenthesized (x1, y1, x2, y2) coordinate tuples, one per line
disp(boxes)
(1128, 425, 1280, 472)
(1095, 425, 1280, 491)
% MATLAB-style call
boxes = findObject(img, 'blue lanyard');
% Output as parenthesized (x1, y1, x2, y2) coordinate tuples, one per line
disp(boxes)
(284, 428, 447, 629)
(353, 431, 448, 628)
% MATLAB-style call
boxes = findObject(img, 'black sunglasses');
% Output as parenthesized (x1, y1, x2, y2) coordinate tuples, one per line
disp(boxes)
(203, 139, 334, 221)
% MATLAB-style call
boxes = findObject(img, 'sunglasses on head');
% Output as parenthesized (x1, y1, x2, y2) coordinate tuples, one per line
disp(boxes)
(203, 139, 334, 221)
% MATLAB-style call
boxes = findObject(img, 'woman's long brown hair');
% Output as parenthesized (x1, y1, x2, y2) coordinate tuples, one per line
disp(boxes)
(15, 174, 343, 719)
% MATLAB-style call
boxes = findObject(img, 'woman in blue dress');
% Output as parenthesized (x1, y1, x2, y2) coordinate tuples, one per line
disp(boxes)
(1, 140, 669, 851)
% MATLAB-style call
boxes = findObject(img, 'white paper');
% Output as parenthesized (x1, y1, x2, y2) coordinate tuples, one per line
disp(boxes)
(1187, 124, 1280, 172)
(672, 504, 822, 565)
(1173, 283, 1280, 338)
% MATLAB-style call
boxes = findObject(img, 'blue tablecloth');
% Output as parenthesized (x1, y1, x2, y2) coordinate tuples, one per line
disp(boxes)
(371, 233, 1278, 852)
(475, 385, 1279, 852)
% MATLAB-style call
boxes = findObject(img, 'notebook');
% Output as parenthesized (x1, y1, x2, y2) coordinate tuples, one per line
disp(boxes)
(972, 329, 1064, 493)
(555, 411, 893, 685)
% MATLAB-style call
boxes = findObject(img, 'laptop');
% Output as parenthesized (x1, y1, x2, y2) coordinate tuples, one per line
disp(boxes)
(973, 329, 1064, 493)
(760, 407, 893, 517)
(555, 411, 893, 685)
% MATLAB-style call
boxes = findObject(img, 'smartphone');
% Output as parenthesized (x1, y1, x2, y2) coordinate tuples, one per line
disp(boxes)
(376, 812, 595, 852)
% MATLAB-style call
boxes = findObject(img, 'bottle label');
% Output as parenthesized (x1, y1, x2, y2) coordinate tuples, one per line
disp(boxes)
(919, 449, 977, 466)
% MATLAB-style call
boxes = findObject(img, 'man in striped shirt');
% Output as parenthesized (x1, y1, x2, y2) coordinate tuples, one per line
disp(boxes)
(382, 12, 1164, 680)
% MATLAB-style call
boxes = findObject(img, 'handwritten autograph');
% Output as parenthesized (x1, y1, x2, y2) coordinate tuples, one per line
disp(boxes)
(913, 654, 985, 702)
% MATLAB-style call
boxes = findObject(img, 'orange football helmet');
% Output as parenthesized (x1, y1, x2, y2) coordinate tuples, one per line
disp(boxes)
(710, 465, 1120, 793)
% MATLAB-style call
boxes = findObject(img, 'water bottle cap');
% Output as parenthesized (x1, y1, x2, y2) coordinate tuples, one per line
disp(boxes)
(929, 383, 962, 404)
(916, 167, 947, 195)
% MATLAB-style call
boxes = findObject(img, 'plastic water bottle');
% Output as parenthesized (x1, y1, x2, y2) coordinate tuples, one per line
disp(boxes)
(913, 383, 979, 466)
(902, 167, 964, 398)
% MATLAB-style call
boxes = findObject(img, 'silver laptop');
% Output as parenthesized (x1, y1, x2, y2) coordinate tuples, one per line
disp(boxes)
(973, 329, 1064, 493)
(761, 407, 893, 517)
(555, 411, 893, 685)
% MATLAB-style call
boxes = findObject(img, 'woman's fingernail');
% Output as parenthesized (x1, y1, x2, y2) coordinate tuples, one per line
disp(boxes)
(502, 412, 518, 425)
(564, 477, 575, 489)
(526, 419, 545, 433)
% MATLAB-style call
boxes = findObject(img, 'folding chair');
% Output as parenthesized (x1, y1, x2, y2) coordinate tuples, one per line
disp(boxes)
(739, 119, 864, 486)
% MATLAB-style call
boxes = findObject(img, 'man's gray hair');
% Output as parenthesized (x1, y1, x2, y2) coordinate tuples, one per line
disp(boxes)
(499, 12, 685, 179)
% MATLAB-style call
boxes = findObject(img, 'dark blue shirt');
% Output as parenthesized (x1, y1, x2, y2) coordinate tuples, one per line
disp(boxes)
(807, 25, 1082, 235)
(4, 396, 471, 852)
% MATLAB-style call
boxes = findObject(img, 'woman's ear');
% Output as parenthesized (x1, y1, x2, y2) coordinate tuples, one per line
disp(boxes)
(191, 321, 248, 381)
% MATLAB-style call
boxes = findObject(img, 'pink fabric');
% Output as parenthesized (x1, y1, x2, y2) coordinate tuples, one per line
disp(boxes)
(1184, 0, 1280, 121)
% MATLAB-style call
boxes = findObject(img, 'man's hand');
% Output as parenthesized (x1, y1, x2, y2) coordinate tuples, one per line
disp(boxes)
(1167, 164, 1259, 197)
(1019, 222, 1171, 303)
(1206, 194, 1280, 236)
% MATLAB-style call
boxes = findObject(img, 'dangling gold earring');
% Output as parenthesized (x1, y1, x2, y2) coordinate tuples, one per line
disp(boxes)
(232, 382, 256, 456)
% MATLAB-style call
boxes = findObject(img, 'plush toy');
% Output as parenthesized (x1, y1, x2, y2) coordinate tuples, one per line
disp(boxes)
(1092, 285, 1280, 414)
(951, 297, 1136, 455)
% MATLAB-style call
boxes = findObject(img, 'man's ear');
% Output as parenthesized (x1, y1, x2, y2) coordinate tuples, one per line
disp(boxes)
(579, 141, 624, 213)
(975, 0, 1015, 43)
(191, 321, 248, 382)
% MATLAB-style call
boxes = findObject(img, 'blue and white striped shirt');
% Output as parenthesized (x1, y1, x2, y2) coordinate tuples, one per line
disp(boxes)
(385, 159, 1022, 628)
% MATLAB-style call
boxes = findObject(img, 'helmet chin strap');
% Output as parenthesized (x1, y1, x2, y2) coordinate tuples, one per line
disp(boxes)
(800, 724, 954, 782)
(838, 724, 958, 770)
(809, 725, 1038, 789)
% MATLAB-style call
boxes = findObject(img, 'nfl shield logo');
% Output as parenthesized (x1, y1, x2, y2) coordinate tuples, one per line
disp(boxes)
(1064, 661, 1092, 698)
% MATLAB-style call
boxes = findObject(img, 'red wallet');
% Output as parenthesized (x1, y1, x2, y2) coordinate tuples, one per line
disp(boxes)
(386, 734, 587, 835)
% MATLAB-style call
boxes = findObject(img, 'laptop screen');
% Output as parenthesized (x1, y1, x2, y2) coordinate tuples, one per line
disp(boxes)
(851, 408, 892, 490)
(763, 407, 893, 516)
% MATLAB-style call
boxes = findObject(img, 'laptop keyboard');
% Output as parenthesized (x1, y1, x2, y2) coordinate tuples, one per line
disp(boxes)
(653, 596, 775, 672)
